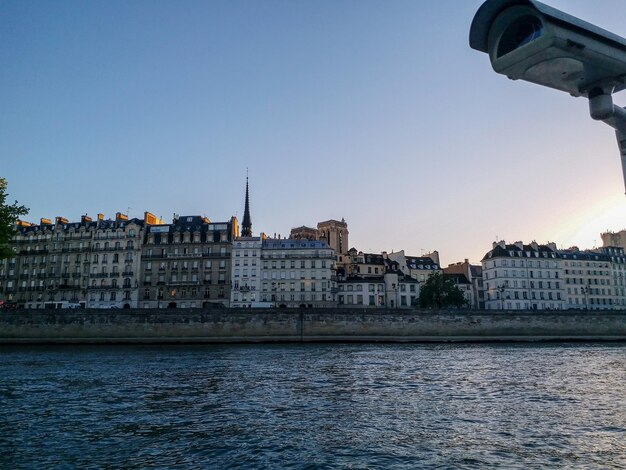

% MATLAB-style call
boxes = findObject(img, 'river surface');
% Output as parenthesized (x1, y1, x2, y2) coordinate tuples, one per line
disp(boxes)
(0, 343, 625, 469)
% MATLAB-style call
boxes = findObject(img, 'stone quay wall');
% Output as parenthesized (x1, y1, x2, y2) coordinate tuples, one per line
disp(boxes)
(1, 309, 625, 344)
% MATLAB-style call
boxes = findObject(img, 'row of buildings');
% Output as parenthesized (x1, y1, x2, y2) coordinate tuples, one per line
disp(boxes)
(482, 239, 626, 310)
(2, 180, 626, 311)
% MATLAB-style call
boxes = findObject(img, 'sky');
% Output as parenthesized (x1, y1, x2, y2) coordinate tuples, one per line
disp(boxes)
(2, 0, 626, 267)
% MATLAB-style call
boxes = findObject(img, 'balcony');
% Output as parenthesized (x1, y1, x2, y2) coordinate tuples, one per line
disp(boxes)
(168, 280, 201, 286)
(168, 253, 202, 259)
(27, 286, 45, 292)
(90, 273, 110, 279)
(71, 273, 82, 278)
(122, 271, 134, 277)
(261, 253, 335, 260)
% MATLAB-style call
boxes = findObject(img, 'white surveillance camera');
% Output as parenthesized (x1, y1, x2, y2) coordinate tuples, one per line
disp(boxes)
(470, 0, 626, 97)
(470, 0, 626, 193)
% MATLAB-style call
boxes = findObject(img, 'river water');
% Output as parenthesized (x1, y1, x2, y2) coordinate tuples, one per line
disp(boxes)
(1, 343, 625, 469)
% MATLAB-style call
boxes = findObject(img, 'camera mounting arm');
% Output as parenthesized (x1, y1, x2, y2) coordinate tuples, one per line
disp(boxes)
(470, 0, 626, 194)
(588, 89, 626, 192)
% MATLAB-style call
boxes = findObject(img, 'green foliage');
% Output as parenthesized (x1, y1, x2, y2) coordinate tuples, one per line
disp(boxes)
(417, 271, 468, 309)
(0, 178, 29, 260)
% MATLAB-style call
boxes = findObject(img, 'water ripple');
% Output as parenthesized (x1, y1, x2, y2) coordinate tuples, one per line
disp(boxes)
(0, 343, 625, 469)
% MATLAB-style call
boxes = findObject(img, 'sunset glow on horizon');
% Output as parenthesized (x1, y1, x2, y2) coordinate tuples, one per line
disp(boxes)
(2, 0, 626, 266)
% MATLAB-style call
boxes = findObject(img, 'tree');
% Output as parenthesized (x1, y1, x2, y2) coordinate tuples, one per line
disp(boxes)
(0, 178, 29, 260)
(417, 271, 468, 309)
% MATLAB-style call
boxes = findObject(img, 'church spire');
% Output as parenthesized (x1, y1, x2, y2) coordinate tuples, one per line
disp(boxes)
(242, 174, 252, 237)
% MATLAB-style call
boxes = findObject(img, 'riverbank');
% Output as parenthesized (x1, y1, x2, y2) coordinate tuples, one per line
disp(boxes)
(1, 308, 625, 343)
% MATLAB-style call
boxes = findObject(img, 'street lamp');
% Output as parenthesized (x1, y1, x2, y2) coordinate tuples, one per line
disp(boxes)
(470, 0, 626, 191)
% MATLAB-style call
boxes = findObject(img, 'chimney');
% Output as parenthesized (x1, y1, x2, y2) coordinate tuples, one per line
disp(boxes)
(40, 218, 53, 225)
(116, 212, 128, 221)
(514, 241, 524, 250)
(97, 213, 104, 221)
(55, 216, 69, 225)
(81, 215, 92, 223)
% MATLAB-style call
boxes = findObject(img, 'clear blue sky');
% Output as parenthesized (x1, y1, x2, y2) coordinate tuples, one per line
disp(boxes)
(2, 0, 626, 265)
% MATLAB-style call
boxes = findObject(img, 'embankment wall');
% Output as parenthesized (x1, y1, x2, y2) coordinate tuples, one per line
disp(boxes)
(1, 309, 625, 343)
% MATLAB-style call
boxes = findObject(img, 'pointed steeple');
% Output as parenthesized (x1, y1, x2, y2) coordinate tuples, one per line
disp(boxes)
(242, 175, 252, 237)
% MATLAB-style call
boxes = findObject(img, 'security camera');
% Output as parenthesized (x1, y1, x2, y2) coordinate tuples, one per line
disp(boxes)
(470, 0, 626, 97)
(470, 0, 626, 192)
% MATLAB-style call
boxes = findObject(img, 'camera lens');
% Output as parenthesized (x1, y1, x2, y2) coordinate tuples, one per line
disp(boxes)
(498, 16, 544, 57)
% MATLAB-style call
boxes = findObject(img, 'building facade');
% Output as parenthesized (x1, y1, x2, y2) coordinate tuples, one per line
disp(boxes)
(482, 241, 565, 310)
(483, 240, 626, 311)
(386, 250, 441, 287)
(336, 252, 419, 308)
(259, 238, 336, 308)
(87, 215, 144, 309)
(443, 259, 485, 309)
(230, 236, 266, 308)
(0, 213, 150, 309)
(140, 216, 238, 308)
(561, 246, 626, 310)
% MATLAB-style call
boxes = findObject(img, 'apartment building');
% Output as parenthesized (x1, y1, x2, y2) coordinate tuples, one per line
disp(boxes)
(139, 216, 238, 308)
(443, 259, 485, 309)
(259, 238, 336, 308)
(0, 213, 149, 309)
(482, 241, 565, 310)
(336, 252, 419, 308)
(87, 215, 144, 308)
(386, 250, 441, 284)
(230, 235, 266, 308)
(561, 246, 626, 309)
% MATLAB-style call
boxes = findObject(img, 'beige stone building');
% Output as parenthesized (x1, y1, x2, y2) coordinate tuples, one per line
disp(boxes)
(443, 259, 484, 309)
(87, 214, 145, 308)
(336, 254, 418, 308)
(0, 212, 155, 309)
(259, 238, 336, 308)
(386, 250, 441, 284)
(230, 235, 266, 308)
